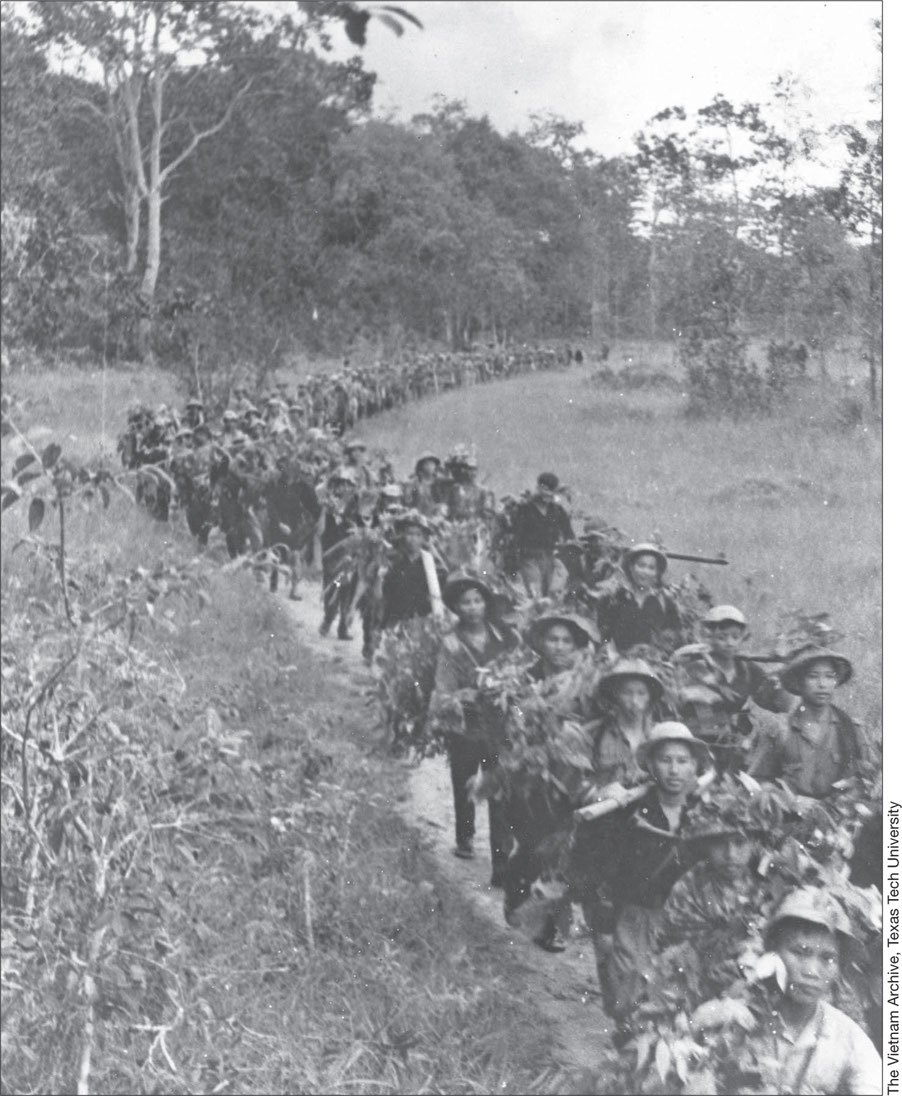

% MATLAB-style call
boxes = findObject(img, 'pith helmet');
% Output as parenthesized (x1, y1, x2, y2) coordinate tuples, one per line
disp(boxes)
(596, 658, 664, 703)
(622, 542, 668, 576)
(635, 721, 713, 773)
(415, 453, 441, 474)
(330, 467, 356, 485)
(443, 569, 494, 611)
(527, 612, 599, 651)
(394, 509, 431, 533)
(704, 605, 748, 631)
(780, 645, 853, 696)
(766, 886, 853, 940)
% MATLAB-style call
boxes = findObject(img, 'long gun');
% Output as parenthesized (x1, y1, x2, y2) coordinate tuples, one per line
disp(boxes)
(557, 543, 729, 569)
(664, 551, 729, 566)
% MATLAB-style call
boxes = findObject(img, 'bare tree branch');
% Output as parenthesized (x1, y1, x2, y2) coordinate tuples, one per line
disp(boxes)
(159, 76, 255, 184)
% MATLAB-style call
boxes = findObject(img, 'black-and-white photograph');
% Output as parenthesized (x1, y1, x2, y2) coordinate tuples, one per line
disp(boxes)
(1, 2, 886, 1093)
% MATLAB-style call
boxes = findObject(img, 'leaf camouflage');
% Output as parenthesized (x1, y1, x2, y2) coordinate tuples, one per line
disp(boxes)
(594, 772, 882, 1094)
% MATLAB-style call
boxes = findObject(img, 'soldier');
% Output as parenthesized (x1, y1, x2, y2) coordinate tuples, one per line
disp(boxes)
(181, 425, 215, 547)
(184, 396, 204, 430)
(742, 888, 880, 1094)
(430, 572, 516, 881)
(221, 409, 240, 439)
(596, 542, 682, 655)
(598, 723, 712, 1019)
(511, 472, 574, 596)
(405, 453, 446, 518)
(318, 469, 362, 640)
(567, 659, 668, 962)
(505, 612, 599, 952)
(288, 403, 307, 437)
(264, 458, 319, 599)
(673, 605, 791, 774)
(215, 436, 255, 558)
(445, 453, 491, 522)
(749, 645, 868, 799)
(380, 512, 444, 631)
(372, 482, 404, 526)
(342, 438, 374, 489)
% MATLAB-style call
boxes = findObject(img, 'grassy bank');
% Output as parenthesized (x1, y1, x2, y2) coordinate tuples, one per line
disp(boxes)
(1, 508, 561, 1094)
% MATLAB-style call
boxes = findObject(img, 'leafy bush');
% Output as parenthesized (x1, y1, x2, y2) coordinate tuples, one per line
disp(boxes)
(680, 330, 774, 418)
(373, 615, 446, 758)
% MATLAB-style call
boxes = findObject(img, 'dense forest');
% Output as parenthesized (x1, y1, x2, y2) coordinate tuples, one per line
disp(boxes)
(0, 2, 882, 393)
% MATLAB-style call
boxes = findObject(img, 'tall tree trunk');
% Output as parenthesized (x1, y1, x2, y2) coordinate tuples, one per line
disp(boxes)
(647, 233, 659, 341)
(137, 12, 163, 361)
(123, 186, 141, 274)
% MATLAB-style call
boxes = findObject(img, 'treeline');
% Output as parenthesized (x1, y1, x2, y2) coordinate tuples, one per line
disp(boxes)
(0, 2, 881, 384)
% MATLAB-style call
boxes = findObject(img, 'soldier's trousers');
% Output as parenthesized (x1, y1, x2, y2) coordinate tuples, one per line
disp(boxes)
(322, 572, 357, 635)
(519, 551, 556, 597)
(447, 733, 509, 867)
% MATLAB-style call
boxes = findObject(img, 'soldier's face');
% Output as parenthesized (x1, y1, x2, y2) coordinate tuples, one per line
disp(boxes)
(615, 679, 651, 718)
(537, 483, 555, 503)
(630, 554, 660, 590)
(776, 924, 840, 1006)
(540, 624, 577, 671)
(455, 587, 486, 624)
(801, 661, 839, 707)
(649, 742, 697, 796)
(709, 623, 745, 658)
(402, 527, 425, 554)
(705, 835, 752, 881)
(418, 460, 438, 479)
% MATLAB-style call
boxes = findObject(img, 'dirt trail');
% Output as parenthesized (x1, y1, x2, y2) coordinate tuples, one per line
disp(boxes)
(284, 580, 616, 1076)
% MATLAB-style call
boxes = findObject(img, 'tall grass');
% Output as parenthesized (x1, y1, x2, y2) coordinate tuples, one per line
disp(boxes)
(2, 528, 562, 1095)
(358, 370, 881, 730)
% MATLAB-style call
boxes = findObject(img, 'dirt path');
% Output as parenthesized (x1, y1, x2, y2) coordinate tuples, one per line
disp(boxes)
(284, 580, 616, 1076)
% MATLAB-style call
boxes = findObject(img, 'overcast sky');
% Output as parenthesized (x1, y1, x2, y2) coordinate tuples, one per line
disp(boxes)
(323, 0, 880, 165)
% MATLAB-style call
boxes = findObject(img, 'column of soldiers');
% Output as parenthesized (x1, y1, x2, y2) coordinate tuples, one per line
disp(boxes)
(118, 349, 882, 1094)
(317, 458, 881, 1095)
(117, 343, 577, 586)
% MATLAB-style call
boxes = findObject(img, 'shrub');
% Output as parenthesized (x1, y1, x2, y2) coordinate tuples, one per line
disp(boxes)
(680, 329, 773, 418)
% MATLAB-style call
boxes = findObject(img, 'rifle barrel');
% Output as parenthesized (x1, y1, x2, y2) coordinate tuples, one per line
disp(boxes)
(665, 552, 729, 565)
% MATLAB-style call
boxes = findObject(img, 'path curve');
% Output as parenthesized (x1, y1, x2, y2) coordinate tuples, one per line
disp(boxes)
(283, 579, 615, 1077)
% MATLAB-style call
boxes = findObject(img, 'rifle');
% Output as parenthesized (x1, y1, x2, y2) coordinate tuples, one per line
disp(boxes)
(664, 551, 729, 566)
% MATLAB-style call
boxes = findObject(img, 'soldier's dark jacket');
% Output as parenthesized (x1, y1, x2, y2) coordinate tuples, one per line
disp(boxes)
(380, 553, 446, 630)
(597, 585, 682, 653)
(512, 497, 574, 556)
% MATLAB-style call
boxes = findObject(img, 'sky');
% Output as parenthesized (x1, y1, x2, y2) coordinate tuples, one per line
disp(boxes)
(321, 0, 881, 167)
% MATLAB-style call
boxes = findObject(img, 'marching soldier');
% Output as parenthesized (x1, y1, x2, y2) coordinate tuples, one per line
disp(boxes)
(511, 472, 574, 596)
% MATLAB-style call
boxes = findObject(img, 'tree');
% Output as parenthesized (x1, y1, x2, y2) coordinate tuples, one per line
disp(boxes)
(29, 0, 421, 361)
(824, 20, 882, 404)
(633, 108, 695, 339)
